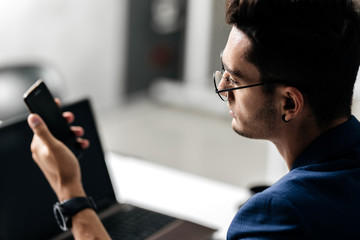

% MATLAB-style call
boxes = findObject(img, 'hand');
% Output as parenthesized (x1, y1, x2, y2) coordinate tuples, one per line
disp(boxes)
(27, 103, 90, 201)
(28, 104, 111, 239)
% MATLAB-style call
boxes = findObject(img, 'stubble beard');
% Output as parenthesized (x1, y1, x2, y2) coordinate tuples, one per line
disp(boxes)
(232, 100, 279, 140)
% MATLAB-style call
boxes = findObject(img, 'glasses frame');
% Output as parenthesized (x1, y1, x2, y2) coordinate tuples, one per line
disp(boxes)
(213, 70, 265, 101)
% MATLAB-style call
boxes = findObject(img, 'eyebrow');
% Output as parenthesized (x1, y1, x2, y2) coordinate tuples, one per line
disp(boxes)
(221, 59, 245, 79)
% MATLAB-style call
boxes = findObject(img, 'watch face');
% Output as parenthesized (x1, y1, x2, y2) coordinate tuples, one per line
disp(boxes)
(53, 203, 68, 231)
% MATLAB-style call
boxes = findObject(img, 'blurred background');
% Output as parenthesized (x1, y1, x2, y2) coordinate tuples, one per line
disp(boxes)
(0, 0, 359, 189)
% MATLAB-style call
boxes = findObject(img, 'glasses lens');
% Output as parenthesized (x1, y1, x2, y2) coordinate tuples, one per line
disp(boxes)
(214, 70, 228, 101)
(214, 70, 223, 88)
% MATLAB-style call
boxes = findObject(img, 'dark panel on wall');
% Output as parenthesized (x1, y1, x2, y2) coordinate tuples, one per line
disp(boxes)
(125, 0, 187, 96)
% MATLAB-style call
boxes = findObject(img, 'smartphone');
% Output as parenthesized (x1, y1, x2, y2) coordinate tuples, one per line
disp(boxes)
(23, 79, 82, 157)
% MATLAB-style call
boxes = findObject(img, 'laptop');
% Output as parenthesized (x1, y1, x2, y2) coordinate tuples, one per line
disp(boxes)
(0, 98, 216, 240)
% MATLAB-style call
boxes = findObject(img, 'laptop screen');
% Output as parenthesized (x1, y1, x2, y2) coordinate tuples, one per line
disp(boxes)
(0, 99, 116, 240)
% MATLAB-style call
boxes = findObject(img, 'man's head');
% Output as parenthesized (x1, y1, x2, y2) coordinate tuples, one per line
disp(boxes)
(220, 28, 281, 139)
(224, 0, 360, 129)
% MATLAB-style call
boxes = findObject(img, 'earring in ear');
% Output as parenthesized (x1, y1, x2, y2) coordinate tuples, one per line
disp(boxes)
(282, 114, 290, 123)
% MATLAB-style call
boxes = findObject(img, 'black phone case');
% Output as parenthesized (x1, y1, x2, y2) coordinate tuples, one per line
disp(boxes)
(24, 80, 82, 158)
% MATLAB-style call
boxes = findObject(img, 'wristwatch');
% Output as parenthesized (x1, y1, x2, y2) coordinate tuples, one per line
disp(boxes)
(53, 196, 97, 231)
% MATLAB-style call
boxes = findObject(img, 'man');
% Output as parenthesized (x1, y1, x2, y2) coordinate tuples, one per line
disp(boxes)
(27, 0, 360, 239)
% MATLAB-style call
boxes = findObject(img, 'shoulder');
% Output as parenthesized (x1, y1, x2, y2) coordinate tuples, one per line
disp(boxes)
(227, 184, 308, 240)
(227, 165, 360, 239)
(227, 170, 323, 240)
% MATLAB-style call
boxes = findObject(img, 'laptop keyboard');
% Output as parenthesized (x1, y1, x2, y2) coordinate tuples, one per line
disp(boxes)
(102, 206, 177, 240)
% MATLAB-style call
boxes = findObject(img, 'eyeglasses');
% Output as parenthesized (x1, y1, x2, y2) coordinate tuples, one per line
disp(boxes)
(213, 70, 265, 101)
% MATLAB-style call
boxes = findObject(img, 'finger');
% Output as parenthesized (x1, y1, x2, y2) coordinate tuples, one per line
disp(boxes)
(55, 98, 74, 124)
(71, 126, 85, 137)
(54, 98, 61, 107)
(27, 114, 56, 145)
(63, 111, 75, 124)
(77, 138, 90, 149)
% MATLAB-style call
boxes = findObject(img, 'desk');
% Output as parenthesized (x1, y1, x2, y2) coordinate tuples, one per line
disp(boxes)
(106, 152, 251, 240)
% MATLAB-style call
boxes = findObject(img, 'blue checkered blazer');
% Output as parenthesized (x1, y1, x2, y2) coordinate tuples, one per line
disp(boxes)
(228, 116, 360, 239)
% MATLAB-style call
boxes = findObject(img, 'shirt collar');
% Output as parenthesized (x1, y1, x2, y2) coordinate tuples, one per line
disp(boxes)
(291, 116, 360, 170)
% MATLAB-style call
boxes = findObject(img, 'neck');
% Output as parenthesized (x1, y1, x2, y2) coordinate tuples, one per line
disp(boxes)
(272, 116, 348, 170)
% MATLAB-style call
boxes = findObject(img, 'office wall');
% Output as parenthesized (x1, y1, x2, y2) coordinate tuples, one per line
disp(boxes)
(0, 0, 358, 187)
(0, 0, 127, 111)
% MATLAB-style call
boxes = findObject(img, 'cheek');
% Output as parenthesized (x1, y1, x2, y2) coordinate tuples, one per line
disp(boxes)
(230, 90, 255, 113)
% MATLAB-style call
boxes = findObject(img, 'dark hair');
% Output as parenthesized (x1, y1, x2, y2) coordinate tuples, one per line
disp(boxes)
(226, 0, 360, 127)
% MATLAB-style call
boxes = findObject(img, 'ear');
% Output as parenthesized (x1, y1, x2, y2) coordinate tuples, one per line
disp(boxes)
(281, 87, 304, 122)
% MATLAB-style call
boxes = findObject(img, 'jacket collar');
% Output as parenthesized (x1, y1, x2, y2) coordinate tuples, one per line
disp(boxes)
(291, 116, 360, 170)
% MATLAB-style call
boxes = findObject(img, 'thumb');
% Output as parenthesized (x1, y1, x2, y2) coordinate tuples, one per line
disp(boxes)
(27, 114, 55, 144)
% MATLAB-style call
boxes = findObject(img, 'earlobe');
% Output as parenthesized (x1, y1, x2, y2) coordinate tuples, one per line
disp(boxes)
(282, 114, 291, 123)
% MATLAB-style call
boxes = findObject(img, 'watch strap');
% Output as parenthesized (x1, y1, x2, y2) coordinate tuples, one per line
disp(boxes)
(54, 196, 97, 231)
(61, 196, 97, 216)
